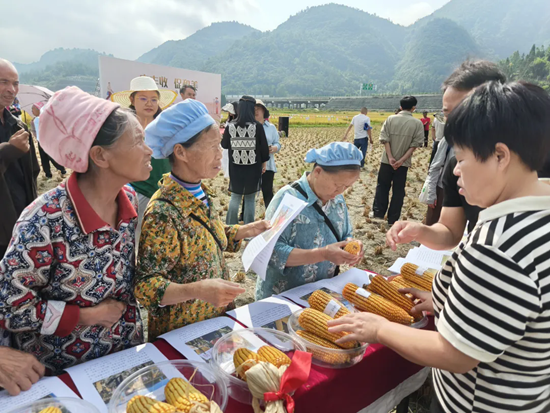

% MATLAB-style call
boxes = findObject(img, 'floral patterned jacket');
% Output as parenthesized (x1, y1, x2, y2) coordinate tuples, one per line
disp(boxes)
(135, 175, 241, 342)
(0, 174, 144, 374)
(255, 173, 353, 300)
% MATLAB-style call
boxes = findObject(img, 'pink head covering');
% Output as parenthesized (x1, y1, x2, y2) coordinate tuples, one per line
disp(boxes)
(39, 86, 120, 173)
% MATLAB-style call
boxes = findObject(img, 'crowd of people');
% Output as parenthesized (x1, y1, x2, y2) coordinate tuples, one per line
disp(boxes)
(0, 55, 549, 413)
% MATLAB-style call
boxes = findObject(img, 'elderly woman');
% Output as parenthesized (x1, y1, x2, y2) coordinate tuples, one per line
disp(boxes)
(255, 99, 280, 208)
(222, 96, 270, 225)
(328, 82, 550, 413)
(135, 99, 269, 342)
(256, 142, 365, 300)
(111, 76, 177, 242)
(0, 87, 151, 373)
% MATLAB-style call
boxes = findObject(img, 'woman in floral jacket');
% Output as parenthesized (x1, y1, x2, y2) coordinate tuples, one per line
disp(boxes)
(0, 87, 152, 373)
(135, 99, 269, 341)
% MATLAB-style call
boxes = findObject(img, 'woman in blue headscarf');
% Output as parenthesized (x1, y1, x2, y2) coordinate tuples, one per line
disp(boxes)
(256, 142, 365, 300)
(135, 99, 270, 341)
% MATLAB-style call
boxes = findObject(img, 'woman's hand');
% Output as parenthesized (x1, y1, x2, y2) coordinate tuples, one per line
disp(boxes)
(386, 221, 423, 251)
(345, 238, 364, 267)
(193, 279, 246, 307)
(269, 145, 278, 154)
(327, 312, 389, 345)
(235, 220, 271, 240)
(322, 241, 360, 265)
(0, 347, 45, 395)
(399, 287, 434, 316)
(78, 298, 126, 329)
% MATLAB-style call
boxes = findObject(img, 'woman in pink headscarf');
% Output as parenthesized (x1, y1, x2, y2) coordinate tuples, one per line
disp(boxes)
(0, 86, 152, 374)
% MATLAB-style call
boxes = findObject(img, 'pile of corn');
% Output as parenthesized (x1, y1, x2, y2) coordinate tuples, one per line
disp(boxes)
(38, 409, 63, 413)
(126, 377, 222, 413)
(233, 346, 291, 381)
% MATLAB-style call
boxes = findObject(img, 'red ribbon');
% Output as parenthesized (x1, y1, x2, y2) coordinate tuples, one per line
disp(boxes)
(263, 351, 312, 413)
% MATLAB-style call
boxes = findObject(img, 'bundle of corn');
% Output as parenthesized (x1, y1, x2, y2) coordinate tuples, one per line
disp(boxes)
(390, 275, 426, 292)
(126, 396, 176, 413)
(258, 346, 291, 369)
(245, 361, 289, 413)
(234, 348, 267, 381)
(38, 409, 63, 413)
(342, 283, 414, 325)
(165, 377, 212, 412)
(298, 308, 358, 349)
(366, 275, 419, 320)
(308, 289, 350, 319)
(296, 330, 348, 364)
(401, 263, 435, 291)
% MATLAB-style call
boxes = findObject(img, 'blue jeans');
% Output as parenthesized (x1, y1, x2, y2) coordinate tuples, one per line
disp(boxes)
(354, 138, 368, 167)
(227, 192, 257, 225)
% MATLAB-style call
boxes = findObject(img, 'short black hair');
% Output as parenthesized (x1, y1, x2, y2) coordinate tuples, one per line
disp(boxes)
(445, 81, 550, 171)
(313, 163, 361, 173)
(400, 96, 417, 110)
(443, 60, 506, 92)
(180, 85, 196, 94)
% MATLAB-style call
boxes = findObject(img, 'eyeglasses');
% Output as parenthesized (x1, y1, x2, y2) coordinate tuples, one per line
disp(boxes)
(137, 97, 159, 104)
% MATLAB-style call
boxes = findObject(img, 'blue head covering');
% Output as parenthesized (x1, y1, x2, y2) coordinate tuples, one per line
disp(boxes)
(304, 142, 363, 166)
(145, 99, 216, 159)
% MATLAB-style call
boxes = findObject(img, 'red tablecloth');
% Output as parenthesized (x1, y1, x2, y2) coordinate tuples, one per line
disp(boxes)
(58, 318, 434, 413)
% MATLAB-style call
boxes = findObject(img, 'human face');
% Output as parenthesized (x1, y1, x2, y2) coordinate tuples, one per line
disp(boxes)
(183, 126, 223, 180)
(103, 117, 153, 182)
(32, 106, 40, 117)
(181, 87, 196, 100)
(131, 91, 159, 119)
(0, 64, 18, 110)
(311, 167, 360, 203)
(442, 86, 470, 119)
(255, 105, 265, 123)
(453, 146, 504, 208)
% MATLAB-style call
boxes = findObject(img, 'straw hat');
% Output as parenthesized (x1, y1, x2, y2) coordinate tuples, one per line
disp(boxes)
(110, 76, 177, 109)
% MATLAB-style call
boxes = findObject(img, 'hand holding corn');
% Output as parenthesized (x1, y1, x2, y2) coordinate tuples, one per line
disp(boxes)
(327, 312, 389, 345)
(322, 241, 361, 265)
(398, 287, 434, 316)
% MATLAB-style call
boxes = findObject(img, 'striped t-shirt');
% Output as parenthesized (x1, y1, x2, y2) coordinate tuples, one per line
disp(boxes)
(432, 196, 550, 413)
(170, 174, 209, 207)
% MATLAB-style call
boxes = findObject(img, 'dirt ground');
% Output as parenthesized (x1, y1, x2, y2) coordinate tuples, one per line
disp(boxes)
(36, 124, 431, 308)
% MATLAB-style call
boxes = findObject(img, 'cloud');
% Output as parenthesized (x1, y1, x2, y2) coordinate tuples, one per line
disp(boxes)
(0, 0, 259, 63)
(388, 2, 435, 26)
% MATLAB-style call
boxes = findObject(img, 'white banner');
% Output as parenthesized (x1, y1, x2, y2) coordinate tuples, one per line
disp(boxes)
(99, 56, 222, 121)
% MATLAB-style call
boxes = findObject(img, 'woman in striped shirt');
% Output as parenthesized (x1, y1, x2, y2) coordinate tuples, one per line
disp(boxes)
(328, 81, 550, 413)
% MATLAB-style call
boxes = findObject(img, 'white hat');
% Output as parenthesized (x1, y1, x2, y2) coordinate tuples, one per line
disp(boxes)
(221, 102, 236, 115)
(110, 76, 177, 109)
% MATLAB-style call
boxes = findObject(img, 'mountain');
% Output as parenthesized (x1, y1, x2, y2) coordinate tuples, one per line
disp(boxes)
(137, 22, 260, 70)
(14, 48, 111, 74)
(202, 4, 408, 96)
(422, 0, 550, 58)
(391, 18, 481, 93)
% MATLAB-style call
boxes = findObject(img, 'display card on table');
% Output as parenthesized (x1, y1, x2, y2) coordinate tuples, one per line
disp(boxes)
(0, 376, 79, 411)
(157, 316, 255, 363)
(281, 268, 374, 308)
(226, 295, 301, 330)
(65, 343, 168, 413)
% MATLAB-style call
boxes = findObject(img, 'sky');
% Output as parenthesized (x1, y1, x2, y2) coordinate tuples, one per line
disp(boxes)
(1, 0, 450, 64)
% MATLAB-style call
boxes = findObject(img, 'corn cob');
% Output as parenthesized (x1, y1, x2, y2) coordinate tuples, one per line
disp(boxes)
(342, 283, 414, 325)
(392, 275, 426, 291)
(308, 289, 350, 319)
(233, 348, 266, 380)
(164, 377, 209, 412)
(401, 263, 434, 291)
(298, 308, 358, 349)
(126, 395, 176, 413)
(296, 330, 348, 364)
(366, 275, 414, 313)
(258, 345, 291, 368)
(343, 240, 361, 255)
(38, 408, 62, 413)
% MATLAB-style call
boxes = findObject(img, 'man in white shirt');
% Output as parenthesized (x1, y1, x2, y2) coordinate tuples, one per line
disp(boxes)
(343, 107, 372, 167)
(429, 113, 445, 165)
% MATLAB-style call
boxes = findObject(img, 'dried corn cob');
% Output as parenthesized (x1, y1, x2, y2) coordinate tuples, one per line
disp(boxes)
(342, 283, 414, 325)
(233, 348, 266, 380)
(165, 377, 209, 412)
(296, 330, 348, 364)
(298, 308, 358, 349)
(38, 408, 62, 413)
(258, 346, 291, 368)
(308, 289, 350, 319)
(366, 275, 414, 313)
(392, 275, 426, 291)
(401, 263, 434, 291)
(127, 395, 176, 413)
(343, 240, 361, 255)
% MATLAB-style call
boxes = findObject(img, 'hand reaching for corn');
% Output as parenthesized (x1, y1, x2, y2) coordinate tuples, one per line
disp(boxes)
(327, 312, 389, 345)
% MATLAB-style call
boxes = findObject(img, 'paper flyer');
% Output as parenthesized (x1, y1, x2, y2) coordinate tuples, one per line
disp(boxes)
(66, 343, 168, 413)
(281, 268, 374, 308)
(388, 246, 451, 273)
(242, 193, 308, 280)
(0, 376, 79, 411)
(226, 296, 302, 332)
